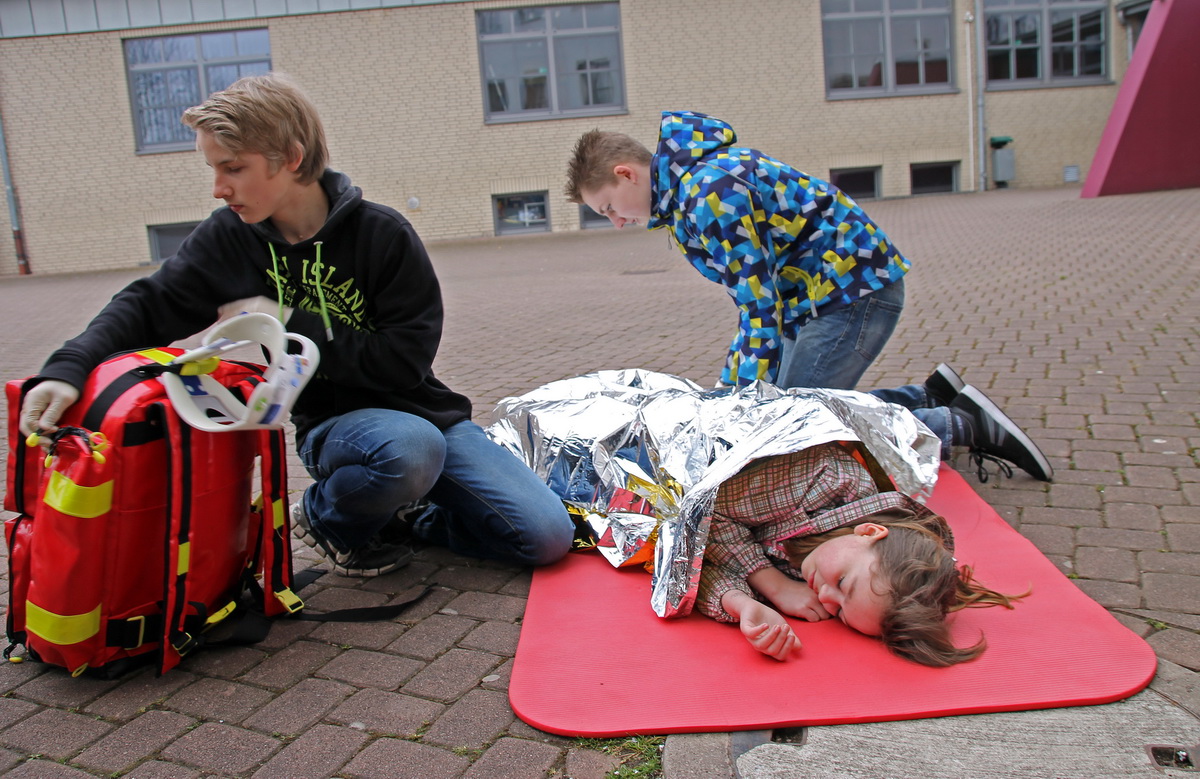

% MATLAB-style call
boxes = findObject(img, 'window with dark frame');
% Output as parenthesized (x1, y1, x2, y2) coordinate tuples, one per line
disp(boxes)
(494, 192, 550, 235)
(829, 167, 880, 201)
(580, 204, 613, 229)
(910, 162, 958, 194)
(125, 29, 271, 153)
(821, 0, 953, 96)
(478, 3, 625, 122)
(148, 222, 200, 263)
(984, 0, 1106, 85)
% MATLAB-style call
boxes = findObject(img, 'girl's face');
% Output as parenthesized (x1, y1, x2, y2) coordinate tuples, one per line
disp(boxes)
(799, 523, 891, 637)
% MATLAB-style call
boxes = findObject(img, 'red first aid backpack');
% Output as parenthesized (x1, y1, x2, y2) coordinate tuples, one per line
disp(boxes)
(4, 347, 302, 677)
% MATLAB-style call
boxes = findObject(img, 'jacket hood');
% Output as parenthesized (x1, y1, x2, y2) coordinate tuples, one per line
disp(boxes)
(650, 111, 737, 224)
(249, 169, 362, 245)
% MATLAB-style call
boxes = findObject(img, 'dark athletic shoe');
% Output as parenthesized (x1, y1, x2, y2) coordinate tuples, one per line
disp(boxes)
(923, 363, 966, 406)
(950, 385, 1054, 482)
(291, 501, 414, 577)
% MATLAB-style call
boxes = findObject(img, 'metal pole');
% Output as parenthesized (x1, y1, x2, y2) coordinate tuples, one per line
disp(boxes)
(0, 102, 30, 274)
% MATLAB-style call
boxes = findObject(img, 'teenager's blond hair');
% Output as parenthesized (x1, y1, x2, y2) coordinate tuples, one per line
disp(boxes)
(564, 129, 652, 203)
(784, 511, 1026, 667)
(181, 72, 328, 185)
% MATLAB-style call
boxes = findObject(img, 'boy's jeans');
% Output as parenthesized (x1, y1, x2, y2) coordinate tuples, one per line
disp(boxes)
(776, 277, 954, 457)
(298, 410, 573, 565)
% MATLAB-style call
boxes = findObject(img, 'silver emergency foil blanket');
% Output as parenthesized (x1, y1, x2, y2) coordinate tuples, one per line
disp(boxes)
(486, 369, 941, 618)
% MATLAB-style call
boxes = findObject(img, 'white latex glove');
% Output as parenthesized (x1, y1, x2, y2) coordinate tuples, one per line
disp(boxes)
(218, 296, 293, 324)
(19, 379, 80, 438)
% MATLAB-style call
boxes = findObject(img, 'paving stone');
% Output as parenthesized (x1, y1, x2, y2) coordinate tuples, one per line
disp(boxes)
(178, 645, 269, 680)
(318, 648, 424, 691)
(327, 687, 444, 736)
(1143, 573, 1200, 612)
(1123, 465, 1182, 489)
(251, 723, 369, 779)
(432, 564, 521, 592)
(1018, 524, 1075, 556)
(444, 591, 528, 622)
(254, 616, 319, 652)
(1074, 547, 1139, 583)
(1046, 483, 1103, 510)
(308, 618, 409, 650)
(387, 614, 477, 660)
(111, 760, 202, 778)
(1103, 503, 1163, 531)
(0, 708, 113, 761)
(461, 621, 521, 656)
(1146, 629, 1200, 673)
(83, 668, 195, 720)
(243, 677, 355, 737)
(566, 747, 623, 779)
(160, 722, 280, 775)
(340, 736, 471, 779)
(0, 697, 41, 729)
(4, 759, 98, 778)
(1021, 506, 1102, 527)
(403, 648, 502, 702)
(0, 662, 49, 695)
(1138, 551, 1200, 577)
(1102, 485, 1184, 505)
(302, 584, 392, 613)
(1166, 523, 1200, 552)
(1075, 527, 1167, 550)
(237, 640, 341, 689)
(1163, 505, 1200, 524)
(1071, 579, 1143, 609)
(423, 688, 514, 749)
(12, 670, 117, 709)
(73, 709, 194, 774)
(163, 676, 275, 724)
(461, 736, 561, 778)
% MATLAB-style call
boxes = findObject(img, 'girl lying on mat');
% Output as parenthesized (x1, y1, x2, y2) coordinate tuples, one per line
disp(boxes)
(697, 442, 1022, 666)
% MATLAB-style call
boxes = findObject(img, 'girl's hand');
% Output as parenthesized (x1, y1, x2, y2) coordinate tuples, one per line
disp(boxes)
(722, 591, 800, 661)
(747, 566, 831, 622)
(767, 577, 832, 623)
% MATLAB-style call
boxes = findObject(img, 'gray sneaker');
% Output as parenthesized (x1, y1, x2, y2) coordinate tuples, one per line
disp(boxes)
(290, 500, 414, 577)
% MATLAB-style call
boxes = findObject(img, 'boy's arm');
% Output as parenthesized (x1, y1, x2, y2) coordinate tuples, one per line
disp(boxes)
(683, 183, 784, 386)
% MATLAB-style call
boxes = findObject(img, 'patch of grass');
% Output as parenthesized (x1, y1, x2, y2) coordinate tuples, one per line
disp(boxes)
(576, 735, 666, 778)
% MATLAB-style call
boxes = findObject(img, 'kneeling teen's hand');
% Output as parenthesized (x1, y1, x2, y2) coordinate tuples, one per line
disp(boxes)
(19, 379, 80, 439)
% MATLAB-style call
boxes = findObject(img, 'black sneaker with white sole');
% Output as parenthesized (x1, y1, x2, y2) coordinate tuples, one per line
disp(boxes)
(291, 501, 414, 577)
(950, 385, 1053, 482)
(923, 363, 966, 407)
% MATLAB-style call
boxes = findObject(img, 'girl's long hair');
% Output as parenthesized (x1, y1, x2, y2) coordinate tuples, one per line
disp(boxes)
(782, 510, 1025, 666)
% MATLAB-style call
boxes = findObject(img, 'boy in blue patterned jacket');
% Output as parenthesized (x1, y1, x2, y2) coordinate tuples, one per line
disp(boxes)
(566, 110, 1052, 482)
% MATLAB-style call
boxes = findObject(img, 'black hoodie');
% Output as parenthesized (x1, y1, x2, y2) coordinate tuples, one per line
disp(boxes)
(38, 170, 472, 439)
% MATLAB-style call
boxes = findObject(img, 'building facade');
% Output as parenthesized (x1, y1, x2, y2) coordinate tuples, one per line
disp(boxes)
(0, 0, 1139, 275)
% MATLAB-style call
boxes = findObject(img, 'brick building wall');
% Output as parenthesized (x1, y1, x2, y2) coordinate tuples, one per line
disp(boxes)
(0, 0, 1134, 276)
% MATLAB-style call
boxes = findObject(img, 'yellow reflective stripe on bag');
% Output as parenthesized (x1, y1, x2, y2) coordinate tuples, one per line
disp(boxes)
(42, 471, 113, 519)
(25, 600, 101, 646)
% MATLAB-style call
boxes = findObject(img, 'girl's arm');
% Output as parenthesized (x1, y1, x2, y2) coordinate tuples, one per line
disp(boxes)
(720, 589, 800, 661)
(747, 566, 830, 622)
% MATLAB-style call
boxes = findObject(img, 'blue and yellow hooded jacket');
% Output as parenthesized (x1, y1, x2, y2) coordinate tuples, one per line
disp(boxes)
(646, 111, 911, 386)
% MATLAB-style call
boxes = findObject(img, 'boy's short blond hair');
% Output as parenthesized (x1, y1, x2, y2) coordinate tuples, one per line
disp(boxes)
(564, 129, 653, 203)
(182, 72, 328, 185)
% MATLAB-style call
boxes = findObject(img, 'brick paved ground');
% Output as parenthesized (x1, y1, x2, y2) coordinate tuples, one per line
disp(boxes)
(0, 184, 1196, 777)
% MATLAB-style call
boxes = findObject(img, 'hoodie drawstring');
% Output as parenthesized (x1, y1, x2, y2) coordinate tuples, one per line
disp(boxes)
(311, 241, 334, 342)
(270, 242, 334, 342)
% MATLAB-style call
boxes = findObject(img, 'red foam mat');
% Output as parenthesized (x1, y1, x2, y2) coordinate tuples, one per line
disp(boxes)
(510, 466, 1157, 736)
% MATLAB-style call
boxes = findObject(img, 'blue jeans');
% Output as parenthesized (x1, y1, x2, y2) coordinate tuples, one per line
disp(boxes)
(775, 278, 953, 457)
(298, 410, 573, 566)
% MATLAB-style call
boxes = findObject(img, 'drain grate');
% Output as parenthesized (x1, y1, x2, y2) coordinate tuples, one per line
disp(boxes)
(1148, 744, 1197, 771)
